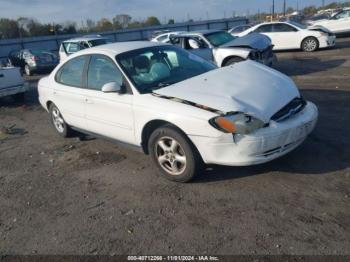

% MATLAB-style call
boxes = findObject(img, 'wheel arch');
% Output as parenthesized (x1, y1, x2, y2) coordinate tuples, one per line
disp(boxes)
(221, 55, 245, 67)
(140, 119, 202, 160)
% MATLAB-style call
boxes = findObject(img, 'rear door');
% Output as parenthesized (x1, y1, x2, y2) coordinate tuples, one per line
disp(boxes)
(52, 55, 88, 129)
(84, 54, 135, 144)
(254, 24, 277, 48)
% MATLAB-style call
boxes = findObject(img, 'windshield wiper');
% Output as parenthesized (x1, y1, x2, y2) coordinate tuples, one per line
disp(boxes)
(150, 82, 171, 91)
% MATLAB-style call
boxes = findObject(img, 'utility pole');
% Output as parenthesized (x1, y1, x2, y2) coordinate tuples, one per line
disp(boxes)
(272, 0, 275, 19)
(322, 0, 325, 8)
(283, 0, 286, 16)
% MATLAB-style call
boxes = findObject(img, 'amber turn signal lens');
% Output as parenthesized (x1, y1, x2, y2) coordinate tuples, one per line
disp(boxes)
(215, 117, 236, 133)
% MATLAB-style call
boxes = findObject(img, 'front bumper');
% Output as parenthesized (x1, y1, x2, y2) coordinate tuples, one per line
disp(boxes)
(0, 83, 29, 98)
(189, 101, 318, 166)
(319, 35, 336, 48)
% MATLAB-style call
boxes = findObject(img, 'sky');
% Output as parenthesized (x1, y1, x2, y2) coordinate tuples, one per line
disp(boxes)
(0, 0, 348, 23)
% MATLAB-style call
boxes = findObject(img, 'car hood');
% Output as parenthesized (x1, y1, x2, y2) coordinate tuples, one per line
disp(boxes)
(220, 33, 272, 50)
(154, 60, 300, 123)
(308, 24, 333, 33)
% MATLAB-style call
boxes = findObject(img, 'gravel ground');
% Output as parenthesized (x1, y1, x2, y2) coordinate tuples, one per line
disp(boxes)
(0, 38, 349, 255)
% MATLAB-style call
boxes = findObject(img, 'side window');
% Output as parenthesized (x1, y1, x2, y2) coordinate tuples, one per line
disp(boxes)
(56, 56, 86, 87)
(87, 55, 123, 91)
(156, 35, 168, 42)
(255, 25, 273, 33)
(81, 41, 90, 49)
(66, 43, 80, 54)
(273, 24, 297, 32)
(334, 10, 350, 19)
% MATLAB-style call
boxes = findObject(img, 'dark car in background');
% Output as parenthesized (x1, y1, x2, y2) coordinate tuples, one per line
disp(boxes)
(8, 49, 59, 76)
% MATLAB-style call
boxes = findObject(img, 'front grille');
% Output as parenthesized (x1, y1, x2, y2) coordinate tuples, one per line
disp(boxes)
(271, 97, 306, 122)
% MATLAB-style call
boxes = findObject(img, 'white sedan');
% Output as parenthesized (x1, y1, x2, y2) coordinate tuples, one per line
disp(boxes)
(38, 42, 318, 182)
(237, 21, 336, 52)
(309, 9, 350, 34)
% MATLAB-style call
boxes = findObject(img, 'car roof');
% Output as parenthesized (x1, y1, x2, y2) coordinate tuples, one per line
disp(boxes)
(181, 29, 224, 36)
(62, 36, 107, 43)
(69, 41, 168, 57)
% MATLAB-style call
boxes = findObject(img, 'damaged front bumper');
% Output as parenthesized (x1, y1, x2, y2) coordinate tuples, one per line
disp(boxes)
(189, 101, 318, 166)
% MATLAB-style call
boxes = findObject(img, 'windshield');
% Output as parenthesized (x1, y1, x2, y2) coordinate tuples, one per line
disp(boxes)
(288, 21, 307, 29)
(116, 46, 217, 93)
(88, 39, 108, 47)
(204, 31, 236, 47)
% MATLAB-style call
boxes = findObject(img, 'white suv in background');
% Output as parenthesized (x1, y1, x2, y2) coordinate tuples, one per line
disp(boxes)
(59, 35, 110, 61)
(309, 8, 350, 34)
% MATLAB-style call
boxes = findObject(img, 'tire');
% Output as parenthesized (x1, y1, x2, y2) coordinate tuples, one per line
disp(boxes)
(49, 103, 71, 138)
(224, 56, 245, 66)
(24, 64, 32, 76)
(12, 92, 25, 102)
(301, 37, 319, 52)
(148, 125, 202, 183)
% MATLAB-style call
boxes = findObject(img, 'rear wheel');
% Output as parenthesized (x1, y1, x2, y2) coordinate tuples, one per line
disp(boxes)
(301, 37, 319, 52)
(148, 126, 202, 182)
(49, 104, 71, 137)
(224, 56, 245, 66)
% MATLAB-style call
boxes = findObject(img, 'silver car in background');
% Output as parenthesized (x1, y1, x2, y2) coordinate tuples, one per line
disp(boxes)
(168, 30, 276, 67)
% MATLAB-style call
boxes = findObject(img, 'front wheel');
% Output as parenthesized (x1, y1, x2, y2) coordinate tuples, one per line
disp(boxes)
(49, 104, 71, 137)
(148, 126, 202, 183)
(301, 37, 319, 52)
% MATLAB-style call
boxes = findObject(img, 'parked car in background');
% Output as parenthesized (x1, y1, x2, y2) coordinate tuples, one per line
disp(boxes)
(8, 49, 59, 76)
(169, 30, 276, 67)
(308, 8, 350, 34)
(151, 31, 186, 43)
(237, 21, 336, 52)
(38, 41, 318, 182)
(59, 35, 110, 61)
(228, 24, 254, 36)
(0, 63, 28, 101)
(304, 13, 331, 26)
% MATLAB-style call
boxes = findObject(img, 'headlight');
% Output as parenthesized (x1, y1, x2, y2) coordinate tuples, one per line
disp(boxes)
(209, 113, 265, 135)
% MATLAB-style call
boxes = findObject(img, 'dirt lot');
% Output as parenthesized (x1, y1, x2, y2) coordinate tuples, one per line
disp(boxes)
(0, 38, 350, 256)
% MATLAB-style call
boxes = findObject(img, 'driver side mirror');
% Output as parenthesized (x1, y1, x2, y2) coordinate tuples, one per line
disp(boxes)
(101, 82, 122, 93)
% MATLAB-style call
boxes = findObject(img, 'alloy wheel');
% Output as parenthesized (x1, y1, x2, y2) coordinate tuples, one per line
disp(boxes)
(51, 107, 65, 133)
(304, 39, 317, 52)
(155, 136, 187, 176)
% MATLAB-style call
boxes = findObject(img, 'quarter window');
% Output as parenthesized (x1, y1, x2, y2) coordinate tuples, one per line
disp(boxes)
(56, 56, 86, 87)
(87, 55, 123, 90)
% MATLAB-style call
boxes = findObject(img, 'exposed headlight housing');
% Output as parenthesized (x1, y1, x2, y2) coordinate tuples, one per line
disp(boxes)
(209, 113, 265, 135)
(249, 50, 260, 61)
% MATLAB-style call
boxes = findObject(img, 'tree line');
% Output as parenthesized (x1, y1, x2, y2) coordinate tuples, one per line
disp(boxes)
(0, 15, 164, 40)
(1, 1, 349, 40)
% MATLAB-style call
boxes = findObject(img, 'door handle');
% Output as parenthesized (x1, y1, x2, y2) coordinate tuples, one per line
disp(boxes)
(0, 74, 4, 78)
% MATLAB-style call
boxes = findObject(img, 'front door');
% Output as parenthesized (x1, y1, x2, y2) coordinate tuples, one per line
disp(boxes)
(84, 55, 135, 144)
